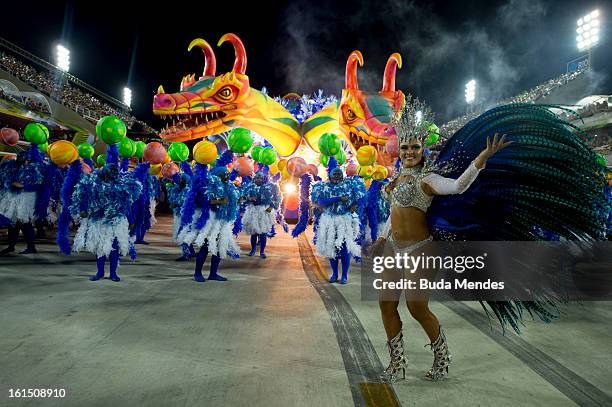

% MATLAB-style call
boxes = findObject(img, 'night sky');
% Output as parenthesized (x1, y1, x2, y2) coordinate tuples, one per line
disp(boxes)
(2, 0, 611, 128)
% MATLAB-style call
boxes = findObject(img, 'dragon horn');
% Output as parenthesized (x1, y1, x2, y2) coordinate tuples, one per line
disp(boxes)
(381, 53, 402, 92)
(345, 50, 364, 90)
(188, 38, 217, 77)
(217, 33, 247, 74)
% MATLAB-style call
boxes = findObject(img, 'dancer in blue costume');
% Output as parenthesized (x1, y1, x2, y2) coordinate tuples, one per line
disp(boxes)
(241, 171, 281, 258)
(166, 162, 195, 261)
(178, 154, 240, 283)
(365, 178, 391, 242)
(133, 169, 160, 245)
(311, 158, 366, 284)
(69, 117, 143, 282)
(0, 124, 50, 255)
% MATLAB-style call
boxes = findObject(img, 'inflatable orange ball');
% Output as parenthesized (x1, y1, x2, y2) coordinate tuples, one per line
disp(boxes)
(0, 127, 19, 146)
(277, 159, 287, 171)
(284, 194, 299, 211)
(143, 142, 167, 164)
(268, 162, 279, 175)
(48, 140, 79, 166)
(356, 145, 378, 166)
(193, 140, 218, 165)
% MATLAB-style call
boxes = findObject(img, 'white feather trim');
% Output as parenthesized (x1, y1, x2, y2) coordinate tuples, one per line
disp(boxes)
(172, 214, 181, 242)
(178, 210, 239, 259)
(73, 216, 133, 257)
(242, 204, 275, 235)
(149, 199, 157, 226)
(0, 190, 37, 223)
(315, 212, 361, 258)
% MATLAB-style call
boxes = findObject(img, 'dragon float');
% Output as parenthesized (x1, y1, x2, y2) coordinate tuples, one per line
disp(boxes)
(152, 33, 404, 163)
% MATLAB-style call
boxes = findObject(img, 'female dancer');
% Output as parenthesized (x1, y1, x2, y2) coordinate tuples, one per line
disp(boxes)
(373, 100, 509, 382)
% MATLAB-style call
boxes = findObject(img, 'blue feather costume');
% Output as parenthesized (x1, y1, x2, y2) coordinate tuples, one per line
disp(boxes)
(424, 103, 610, 331)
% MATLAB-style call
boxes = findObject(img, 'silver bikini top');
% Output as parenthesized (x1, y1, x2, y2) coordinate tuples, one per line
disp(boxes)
(382, 167, 433, 213)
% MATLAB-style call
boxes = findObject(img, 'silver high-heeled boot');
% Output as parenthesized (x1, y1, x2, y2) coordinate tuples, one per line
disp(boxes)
(380, 329, 407, 383)
(424, 326, 452, 381)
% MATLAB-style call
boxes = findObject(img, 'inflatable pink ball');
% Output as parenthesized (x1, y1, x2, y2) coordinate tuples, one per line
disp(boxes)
(162, 162, 180, 179)
(0, 127, 19, 146)
(82, 162, 92, 175)
(235, 156, 254, 177)
(345, 161, 358, 177)
(143, 142, 167, 164)
(306, 164, 318, 177)
(287, 157, 307, 177)
(385, 134, 399, 158)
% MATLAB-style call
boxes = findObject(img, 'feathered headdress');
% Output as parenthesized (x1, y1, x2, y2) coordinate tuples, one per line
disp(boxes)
(392, 94, 435, 145)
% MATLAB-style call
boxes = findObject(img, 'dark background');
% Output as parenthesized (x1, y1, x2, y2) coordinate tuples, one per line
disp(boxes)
(1, 0, 610, 127)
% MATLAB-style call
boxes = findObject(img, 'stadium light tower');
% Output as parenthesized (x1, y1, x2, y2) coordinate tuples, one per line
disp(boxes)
(55, 44, 70, 72)
(465, 80, 476, 104)
(577, 10, 600, 53)
(123, 87, 132, 107)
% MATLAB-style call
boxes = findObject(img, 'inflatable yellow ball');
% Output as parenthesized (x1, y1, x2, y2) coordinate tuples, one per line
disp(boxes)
(193, 140, 218, 165)
(372, 165, 389, 181)
(48, 140, 79, 166)
(149, 163, 162, 176)
(357, 165, 374, 180)
(277, 158, 287, 171)
(356, 145, 378, 166)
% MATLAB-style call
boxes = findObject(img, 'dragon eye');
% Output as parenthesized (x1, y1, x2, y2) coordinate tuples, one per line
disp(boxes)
(215, 86, 234, 101)
(346, 109, 356, 120)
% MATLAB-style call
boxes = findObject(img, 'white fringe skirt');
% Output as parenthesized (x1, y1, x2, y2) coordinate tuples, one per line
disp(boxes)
(0, 190, 37, 224)
(73, 216, 133, 258)
(177, 210, 239, 259)
(242, 204, 275, 235)
(315, 212, 361, 259)
(149, 199, 157, 226)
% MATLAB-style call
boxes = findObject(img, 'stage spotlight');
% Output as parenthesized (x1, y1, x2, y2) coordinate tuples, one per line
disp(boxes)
(283, 183, 297, 194)
(55, 44, 70, 72)
(577, 10, 601, 51)
(123, 87, 132, 107)
(465, 80, 476, 104)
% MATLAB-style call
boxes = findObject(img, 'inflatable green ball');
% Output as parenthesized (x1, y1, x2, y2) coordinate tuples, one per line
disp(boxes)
(168, 142, 189, 162)
(251, 145, 264, 162)
(118, 137, 136, 158)
(596, 154, 607, 168)
(334, 149, 346, 165)
(320, 154, 329, 167)
(96, 154, 106, 166)
(24, 123, 49, 145)
(260, 147, 277, 166)
(427, 123, 439, 134)
(78, 143, 95, 159)
(227, 127, 253, 154)
(38, 142, 48, 153)
(318, 133, 341, 156)
(425, 133, 439, 146)
(96, 116, 127, 145)
(134, 141, 146, 159)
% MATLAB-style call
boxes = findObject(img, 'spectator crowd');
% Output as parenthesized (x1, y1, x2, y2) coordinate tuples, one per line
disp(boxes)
(0, 51, 154, 132)
(440, 67, 590, 137)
